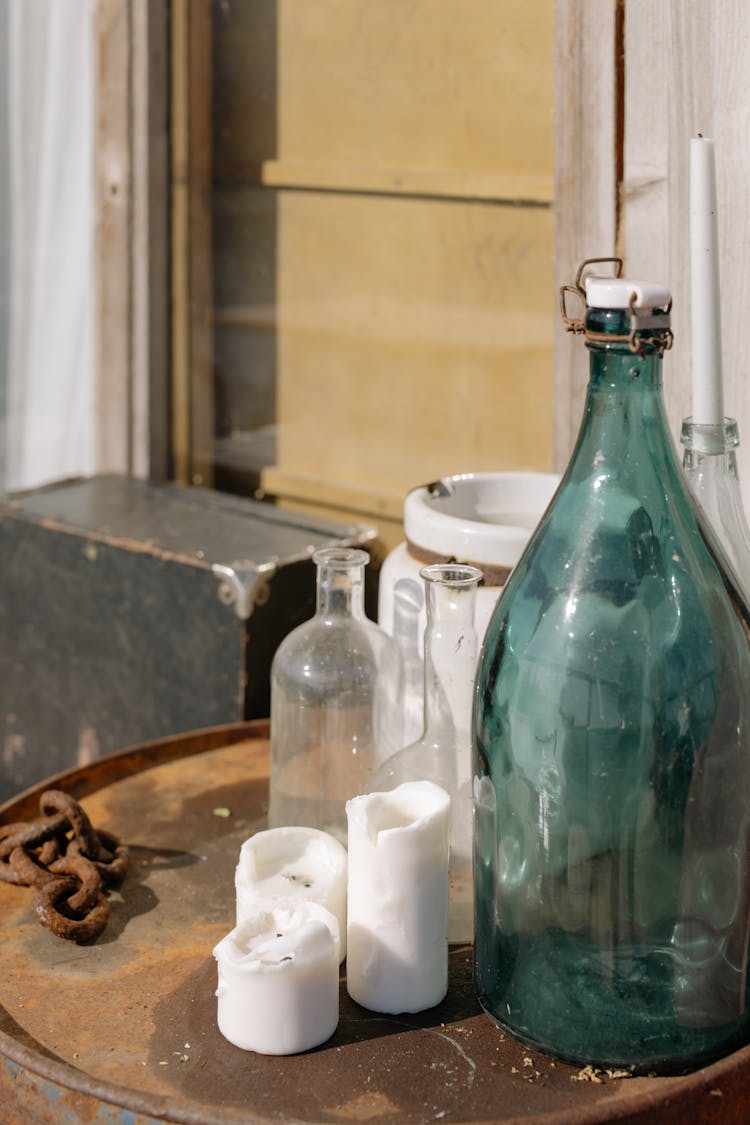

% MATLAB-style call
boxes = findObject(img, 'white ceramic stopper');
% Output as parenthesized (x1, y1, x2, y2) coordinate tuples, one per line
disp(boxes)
(583, 275, 671, 311)
(235, 826, 348, 960)
(345, 780, 450, 1014)
(214, 902, 340, 1055)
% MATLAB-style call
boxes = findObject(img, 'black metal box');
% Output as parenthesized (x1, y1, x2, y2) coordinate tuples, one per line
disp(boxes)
(0, 475, 372, 799)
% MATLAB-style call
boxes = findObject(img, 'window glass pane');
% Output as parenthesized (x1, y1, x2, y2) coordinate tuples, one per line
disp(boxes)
(208, 0, 555, 545)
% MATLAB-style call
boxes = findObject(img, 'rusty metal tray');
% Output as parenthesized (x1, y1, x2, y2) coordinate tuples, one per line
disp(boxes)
(1, 720, 749, 1124)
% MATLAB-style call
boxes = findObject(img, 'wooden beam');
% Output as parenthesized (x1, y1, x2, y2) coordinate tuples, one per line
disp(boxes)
(131, 0, 170, 481)
(621, 0, 750, 501)
(93, 0, 132, 475)
(553, 0, 618, 469)
(93, 0, 170, 481)
(171, 0, 214, 487)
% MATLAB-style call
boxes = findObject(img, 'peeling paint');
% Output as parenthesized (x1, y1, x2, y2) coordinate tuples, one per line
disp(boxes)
(77, 726, 101, 768)
(3, 732, 25, 768)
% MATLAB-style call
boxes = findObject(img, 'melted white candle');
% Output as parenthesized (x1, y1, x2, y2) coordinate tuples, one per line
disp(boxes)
(345, 780, 450, 1014)
(214, 902, 340, 1055)
(235, 826, 348, 960)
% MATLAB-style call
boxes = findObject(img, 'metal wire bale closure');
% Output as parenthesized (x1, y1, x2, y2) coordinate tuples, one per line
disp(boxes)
(560, 256, 674, 358)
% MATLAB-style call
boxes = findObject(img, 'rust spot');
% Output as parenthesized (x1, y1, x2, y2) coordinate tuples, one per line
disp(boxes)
(325, 1091, 402, 1120)
(3, 733, 25, 769)
(77, 727, 100, 769)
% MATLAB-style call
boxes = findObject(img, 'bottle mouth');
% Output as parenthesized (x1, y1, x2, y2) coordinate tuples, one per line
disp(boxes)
(680, 418, 739, 454)
(313, 546, 370, 570)
(419, 563, 483, 588)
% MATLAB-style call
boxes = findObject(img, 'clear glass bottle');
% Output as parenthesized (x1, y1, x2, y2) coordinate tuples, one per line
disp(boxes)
(389, 576, 425, 752)
(681, 417, 750, 604)
(370, 563, 482, 943)
(473, 267, 750, 1073)
(268, 547, 401, 843)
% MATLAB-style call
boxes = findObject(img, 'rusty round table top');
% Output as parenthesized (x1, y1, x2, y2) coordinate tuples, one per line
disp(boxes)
(1, 720, 749, 1125)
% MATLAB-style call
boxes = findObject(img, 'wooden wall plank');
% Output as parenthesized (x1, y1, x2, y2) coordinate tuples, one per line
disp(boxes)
(259, 160, 553, 206)
(621, 0, 750, 499)
(213, 0, 553, 189)
(214, 0, 556, 527)
(268, 192, 554, 499)
(93, 0, 132, 475)
(130, 0, 169, 482)
(93, 0, 170, 482)
(553, 0, 618, 469)
(171, 0, 214, 487)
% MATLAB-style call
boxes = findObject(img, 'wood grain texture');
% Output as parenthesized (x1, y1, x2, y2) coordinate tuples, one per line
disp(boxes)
(270, 191, 555, 499)
(214, 0, 554, 188)
(213, 1, 556, 524)
(93, 0, 132, 475)
(171, 0, 214, 488)
(554, 0, 618, 470)
(622, 1, 750, 500)
(560, 0, 750, 501)
(130, 0, 170, 482)
(94, 0, 170, 483)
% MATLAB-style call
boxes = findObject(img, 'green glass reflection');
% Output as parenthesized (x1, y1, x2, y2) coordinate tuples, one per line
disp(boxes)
(473, 307, 750, 1073)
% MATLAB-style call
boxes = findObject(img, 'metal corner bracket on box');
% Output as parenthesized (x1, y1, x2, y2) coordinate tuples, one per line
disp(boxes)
(212, 559, 279, 620)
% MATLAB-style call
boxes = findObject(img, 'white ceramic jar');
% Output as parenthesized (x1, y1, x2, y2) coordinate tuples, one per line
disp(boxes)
(378, 471, 560, 645)
(378, 472, 559, 748)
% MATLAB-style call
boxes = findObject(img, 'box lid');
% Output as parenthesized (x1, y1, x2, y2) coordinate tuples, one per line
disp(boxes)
(2, 475, 374, 568)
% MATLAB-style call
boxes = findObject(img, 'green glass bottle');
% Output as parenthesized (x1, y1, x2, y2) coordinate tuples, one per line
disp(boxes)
(473, 262, 750, 1073)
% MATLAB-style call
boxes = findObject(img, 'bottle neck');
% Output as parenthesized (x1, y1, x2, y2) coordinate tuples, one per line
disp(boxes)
(584, 305, 667, 389)
(314, 550, 367, 620)
(567, 308, 673, 483)
(680, 418, 750, 595)
(585, 346, 665, 432)
(421, 566, 480, 745)
(681, 418, 741, 482)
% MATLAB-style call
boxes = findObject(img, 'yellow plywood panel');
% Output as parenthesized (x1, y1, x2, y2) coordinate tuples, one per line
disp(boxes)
(214, 1, 554, 195)
(269, 190, 554, 500)
(260, 159, 552, 205)
(276, 0, 553, 184)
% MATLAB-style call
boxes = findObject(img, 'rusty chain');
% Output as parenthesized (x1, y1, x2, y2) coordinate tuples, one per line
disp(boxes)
(0, 789, 129, 943)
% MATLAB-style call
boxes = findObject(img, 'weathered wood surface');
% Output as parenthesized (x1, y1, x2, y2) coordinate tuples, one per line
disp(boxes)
(554, 0, 618, 469)
(94, 0, 171, 482)
(556, 0, 750, 503)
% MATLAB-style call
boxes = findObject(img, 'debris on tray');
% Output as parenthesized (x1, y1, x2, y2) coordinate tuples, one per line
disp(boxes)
(0, 789, 129, 942)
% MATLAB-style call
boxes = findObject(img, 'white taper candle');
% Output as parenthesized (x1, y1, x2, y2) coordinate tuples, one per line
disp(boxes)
(690, 135, 724, 426)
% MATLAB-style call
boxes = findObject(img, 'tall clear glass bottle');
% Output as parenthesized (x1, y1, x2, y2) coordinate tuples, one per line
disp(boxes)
(681, 417, 750, 604)
(389, 577, 426, 753)
(268, 547, 401, 843)
(370, 563, 482, 943)
(473, 265, 750, 1072)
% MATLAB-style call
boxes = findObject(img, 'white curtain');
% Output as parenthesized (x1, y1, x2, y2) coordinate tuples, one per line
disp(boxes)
(6, 0, 95, 491)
